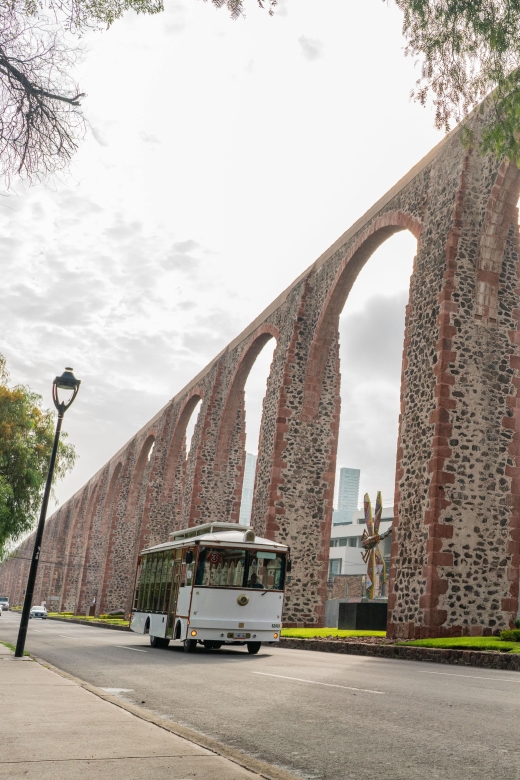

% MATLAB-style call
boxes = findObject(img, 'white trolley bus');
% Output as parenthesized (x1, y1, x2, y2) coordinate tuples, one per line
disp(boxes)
(130, 523, 289, 653)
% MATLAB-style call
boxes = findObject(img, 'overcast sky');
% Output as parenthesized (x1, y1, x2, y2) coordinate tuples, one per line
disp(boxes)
(0, 0, 443, 518)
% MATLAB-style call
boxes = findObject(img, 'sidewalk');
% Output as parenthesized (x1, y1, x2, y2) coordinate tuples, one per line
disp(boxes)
(0, 643, 295, 780)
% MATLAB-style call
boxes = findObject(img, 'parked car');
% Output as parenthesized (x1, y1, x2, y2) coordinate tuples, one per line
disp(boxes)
(29, 606, 47, 619)
(0, 597, 9, 611)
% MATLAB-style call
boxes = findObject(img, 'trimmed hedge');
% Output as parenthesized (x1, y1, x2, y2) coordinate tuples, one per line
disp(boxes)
(500, 629, 520, 642)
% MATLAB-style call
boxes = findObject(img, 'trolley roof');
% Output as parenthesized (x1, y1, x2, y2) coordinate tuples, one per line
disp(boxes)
(169, 522, 251, 540)
(141, 522, 288, 556)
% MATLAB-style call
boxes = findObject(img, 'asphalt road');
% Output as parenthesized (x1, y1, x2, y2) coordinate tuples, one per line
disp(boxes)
(2, 611, 520, 780)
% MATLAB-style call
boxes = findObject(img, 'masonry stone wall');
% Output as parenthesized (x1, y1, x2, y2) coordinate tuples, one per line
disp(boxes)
(2, 103, 520, 636)
(327, 574, 364, 600)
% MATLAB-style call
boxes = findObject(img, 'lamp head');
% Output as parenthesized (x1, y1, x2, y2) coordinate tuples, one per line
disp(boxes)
(53, 367, 81, 414)
(55, 367, 80, 391)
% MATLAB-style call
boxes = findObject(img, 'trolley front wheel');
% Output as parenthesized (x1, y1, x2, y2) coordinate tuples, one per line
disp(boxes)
(246, 642, 261, 655)
(184, 639, 197, 653)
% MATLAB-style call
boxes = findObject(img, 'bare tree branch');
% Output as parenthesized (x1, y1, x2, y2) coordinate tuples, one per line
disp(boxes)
(0, 8, 86, 183)
(0, 0, 277, 185)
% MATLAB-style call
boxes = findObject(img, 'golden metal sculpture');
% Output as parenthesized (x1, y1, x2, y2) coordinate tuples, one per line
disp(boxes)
(360, 491, 392, 599)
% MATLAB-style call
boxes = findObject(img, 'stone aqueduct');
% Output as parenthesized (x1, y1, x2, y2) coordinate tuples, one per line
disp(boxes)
(2, 108, 520, 638)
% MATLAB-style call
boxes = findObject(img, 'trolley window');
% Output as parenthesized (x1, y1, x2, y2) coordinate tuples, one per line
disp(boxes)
(134, 550, 175, 613)
(195, 547, 285, 590)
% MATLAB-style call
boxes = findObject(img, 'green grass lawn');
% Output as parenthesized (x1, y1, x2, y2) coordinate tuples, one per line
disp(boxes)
(46, 613, 129, 626)
(0, 640, 30, 656)
(281, 628, 386, 639)
(398, 636, 520, 653)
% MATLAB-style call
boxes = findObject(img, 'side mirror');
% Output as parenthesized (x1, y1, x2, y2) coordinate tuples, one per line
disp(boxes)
(185, 551, 194, 565)
(287, 559, 292, 572)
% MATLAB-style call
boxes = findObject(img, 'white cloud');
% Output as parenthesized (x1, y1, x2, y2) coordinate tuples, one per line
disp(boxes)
(298, 35, 323, 61)
(0, 0, 442, 514)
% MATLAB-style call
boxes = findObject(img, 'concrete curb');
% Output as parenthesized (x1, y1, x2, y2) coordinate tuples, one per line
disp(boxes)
(32, 654, 300, 780)
(279, 637, 520, 671)
(45, 616, 130, 631)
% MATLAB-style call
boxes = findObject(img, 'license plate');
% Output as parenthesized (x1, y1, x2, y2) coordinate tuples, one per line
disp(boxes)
(234, 632, 247, 639)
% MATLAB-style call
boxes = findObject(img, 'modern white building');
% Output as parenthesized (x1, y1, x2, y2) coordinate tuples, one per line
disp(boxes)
(328, 505, 393, 579)
(332, 467, 360, 525)
(239, 452, 257, 525)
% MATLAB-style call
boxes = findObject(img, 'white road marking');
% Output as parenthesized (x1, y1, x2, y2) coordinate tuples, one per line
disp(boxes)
(253, 671, 384, 694)
(57, 633, 107, 642)
(116, 645, 147, 653)
(419, 671, 520, 683)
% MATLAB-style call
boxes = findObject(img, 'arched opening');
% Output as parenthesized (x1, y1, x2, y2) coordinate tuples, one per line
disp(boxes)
(161, 392, 203, 534)
(326, 228, 419, 592)
(100, 435, 156, 614)
(79, 462, 122, 614)
(302, 213, 421, 421)
(213, 326, 278, 524)
(185, 398, 202, 456)
(238, 338, 277, 524)
(62, 483, 98, 613)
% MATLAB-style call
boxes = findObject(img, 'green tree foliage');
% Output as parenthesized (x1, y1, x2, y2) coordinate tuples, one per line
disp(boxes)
(203, 0, 276, 20)
(394, 1, 520, 163)
(0, 355, 76, 559)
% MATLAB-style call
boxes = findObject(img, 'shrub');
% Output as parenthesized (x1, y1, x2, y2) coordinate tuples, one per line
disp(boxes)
(514, 617, 520, 630)
(500, 629, 520, 642)
(109, 610, 125, 616)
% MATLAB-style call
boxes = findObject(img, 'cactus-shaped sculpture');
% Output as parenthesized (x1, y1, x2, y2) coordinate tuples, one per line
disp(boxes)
(361, 491, 392, 599)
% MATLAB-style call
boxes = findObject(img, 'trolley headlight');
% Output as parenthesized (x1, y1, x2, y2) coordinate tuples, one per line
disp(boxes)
(273, 633, 279, 639)
(191, 630, 197, 637)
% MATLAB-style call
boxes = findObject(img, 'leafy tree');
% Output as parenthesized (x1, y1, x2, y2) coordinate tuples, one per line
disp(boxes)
(394, 1, 520, 163)
(203, 0, 276, 19)
(0, 354, 76, 559)
(212, 1, 520, 161)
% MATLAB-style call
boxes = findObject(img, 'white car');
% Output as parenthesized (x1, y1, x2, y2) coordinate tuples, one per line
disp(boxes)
(0, 597, 9, 611)
(29, 606, 47, 619)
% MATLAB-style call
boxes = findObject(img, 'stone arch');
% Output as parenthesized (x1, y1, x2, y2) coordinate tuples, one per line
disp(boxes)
(100, 434, 156, 614)
(138, 408, 198, 552)
(61, 485, 93, 612)
(139, 389, 205, 541)
(213, 324, 279, 523)
(302, 211, 422, 421)
(475, 159, 520, 325)
(74, 477, 107, 613)
(82, 460, 121, 613)
(162, 389, 204, 502)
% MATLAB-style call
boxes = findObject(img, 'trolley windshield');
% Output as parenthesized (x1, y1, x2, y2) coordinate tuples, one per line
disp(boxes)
(195, 547, 286, 590)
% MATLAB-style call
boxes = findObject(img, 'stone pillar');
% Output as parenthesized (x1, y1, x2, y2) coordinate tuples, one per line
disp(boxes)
(388, 129, 520, 638)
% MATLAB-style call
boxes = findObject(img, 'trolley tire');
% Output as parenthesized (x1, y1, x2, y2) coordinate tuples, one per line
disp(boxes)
(246, 642, 261, 655)
(184, 639, 197, 653)
(150, 635, 170, 649)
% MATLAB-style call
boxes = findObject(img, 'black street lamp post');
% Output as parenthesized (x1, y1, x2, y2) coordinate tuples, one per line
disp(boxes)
(15, 368, 81, 658)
